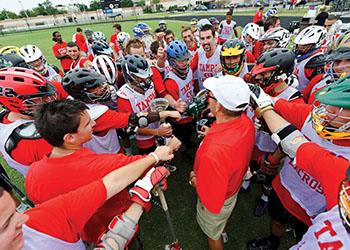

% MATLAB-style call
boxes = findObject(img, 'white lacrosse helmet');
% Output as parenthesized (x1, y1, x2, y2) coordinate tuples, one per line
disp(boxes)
(242, 23, 260, 41)
(197, 19, 211, 31)
(294, 25, 326, 47)
(19, 45, 43, 63)
(117, 32, 131, 47)
(93, 31, 106, 41)
(260, 27, 291, 48)
(92, 55, 117, 84)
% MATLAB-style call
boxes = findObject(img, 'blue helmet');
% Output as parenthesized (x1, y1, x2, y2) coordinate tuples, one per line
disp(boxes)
(167, 40, 191, 77)
(132, 23, 151, 37)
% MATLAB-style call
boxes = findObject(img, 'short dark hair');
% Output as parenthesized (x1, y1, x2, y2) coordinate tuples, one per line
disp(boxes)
(226, 11, 232, 16)
(150, 41, 160, 55)
(155, 28, 163, 33)
(165, 29, 174, 37)
(52, 31, 60, 42)
(34, 99, 88, 147)
(200, 24, 215, 37)
(264, 16, 280, 32)
(113, 23, 122, 30)
(67, 41, 79, 50)
(0, 186, 4, 198)
(76, 27, 82, 32)
(181, 26, 192, 36)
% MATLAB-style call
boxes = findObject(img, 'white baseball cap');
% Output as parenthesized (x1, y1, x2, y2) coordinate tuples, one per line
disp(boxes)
(203, 75, 250, 112)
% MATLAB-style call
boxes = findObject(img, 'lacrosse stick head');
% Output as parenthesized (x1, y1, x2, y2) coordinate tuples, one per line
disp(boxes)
(150, 98, 169, 112)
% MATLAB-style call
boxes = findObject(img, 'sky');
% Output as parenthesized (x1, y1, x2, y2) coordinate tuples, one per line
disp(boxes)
(1, 0, 93, 14)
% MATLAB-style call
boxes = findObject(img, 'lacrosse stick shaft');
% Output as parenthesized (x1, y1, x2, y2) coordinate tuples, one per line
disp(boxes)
(157, 187, 177, 243)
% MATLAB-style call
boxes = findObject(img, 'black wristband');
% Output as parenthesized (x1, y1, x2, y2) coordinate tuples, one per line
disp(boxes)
(274, 124, 297, 143)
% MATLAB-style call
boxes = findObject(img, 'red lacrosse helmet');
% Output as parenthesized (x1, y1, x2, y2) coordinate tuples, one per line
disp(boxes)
(0, 67, 57, 116)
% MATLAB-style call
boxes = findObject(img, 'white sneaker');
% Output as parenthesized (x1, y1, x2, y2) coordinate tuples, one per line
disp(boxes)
(221, 231, 228, 243)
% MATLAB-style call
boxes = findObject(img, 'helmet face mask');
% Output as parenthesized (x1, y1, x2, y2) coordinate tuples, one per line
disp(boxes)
(220, 39, 246, 76)
(262, 39, 278, 52)
(311, 103, 350, 140)
(21, 92, 57, 116)
(86, 83, 112, 102)
(167, 40, 191, 78)
(28, 57, 48, 75)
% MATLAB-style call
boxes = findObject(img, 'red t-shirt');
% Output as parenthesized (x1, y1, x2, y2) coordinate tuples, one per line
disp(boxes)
(194, 114, 255, 213)
(190, 51, 199, 73)
(109, 34, 121, 53)
(296, 142, 349, 211)
(75, 33, 88, 53)
(26, 148, 143, 243)
(253, 11, 263, 24)
(52, 41, 73, 71)
(93, 109, 130, 133)
(26, 179, 106, 243)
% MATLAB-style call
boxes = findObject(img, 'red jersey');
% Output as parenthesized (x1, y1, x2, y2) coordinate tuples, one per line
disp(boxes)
(151, 66, 167, 97)
(52, 41, 73, 71)
(26, 148, 144, 243)
(109, 34, 121, 53)
(25, 179, 106, 243)
(246, 50, 256, 64)
(73, 32, 88, 53)
(253, 11, 263, 24)
(194, 114, 255, 213)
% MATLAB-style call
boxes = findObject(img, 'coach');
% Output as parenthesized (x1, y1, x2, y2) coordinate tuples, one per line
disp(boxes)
(189, 75, 255, 250)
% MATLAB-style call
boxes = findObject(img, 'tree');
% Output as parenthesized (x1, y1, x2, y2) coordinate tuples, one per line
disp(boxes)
(0, 10, 18, 20)
(152, 0, 160, 4)
(75, 3, 89, 12)
(89, 0, 101, 10)
(121, 0, 134, 7)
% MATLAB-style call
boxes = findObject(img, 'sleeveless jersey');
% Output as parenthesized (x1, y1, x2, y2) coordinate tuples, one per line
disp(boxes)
(219, 20, 237, 41)
(290, 206, 350, 250)
(22, 224, 85, 250)
(44, 65, 61, 82)
(280, 116, 350, 217)
(70, 57, 86, 70)
(117, 84, 158, 141)
(83, 104, 121, 154)
(0, 119, 33, 176)
(197, 45, 222, 90)
(294, 52, 323, 92)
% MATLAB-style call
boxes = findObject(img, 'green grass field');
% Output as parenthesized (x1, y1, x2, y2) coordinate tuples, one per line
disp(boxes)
(0, 19, 297, 249)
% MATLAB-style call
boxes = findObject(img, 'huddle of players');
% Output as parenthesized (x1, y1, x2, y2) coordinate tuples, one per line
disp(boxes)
(0, 14, 350, 249)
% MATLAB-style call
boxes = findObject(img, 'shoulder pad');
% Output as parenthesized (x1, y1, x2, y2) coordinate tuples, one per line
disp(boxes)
(117, 85, 131, 100)
(305, 54, 326, 68)
(48, 64, 60, 74)
(86, 104, 109, 120)
(289, 91, 302, 101)
(5, 122, 41, 155)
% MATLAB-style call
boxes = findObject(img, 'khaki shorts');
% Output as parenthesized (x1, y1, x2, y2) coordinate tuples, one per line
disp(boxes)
(196, 193, 238, 240)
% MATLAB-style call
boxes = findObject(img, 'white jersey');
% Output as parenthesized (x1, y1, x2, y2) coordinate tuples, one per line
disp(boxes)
(280, 116, 350, 217)
(22, 224, 85, 250)
(43, 65, 61, 82)
(256, 86, 301, 152)
(0, 119, 33, 176)
(294, 52, 323, 92)
(196, 45, 222, 90)
(166, 70, 194, 104)
(290, 206, 350, 250)
(219, 20, 237, 41)
(117, 84, 159, 141)
(84, 104, 121, 154)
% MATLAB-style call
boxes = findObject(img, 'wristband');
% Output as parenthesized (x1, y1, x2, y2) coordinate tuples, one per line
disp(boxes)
(256, 105, 274, 118)
(149, 152, 160, 164)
